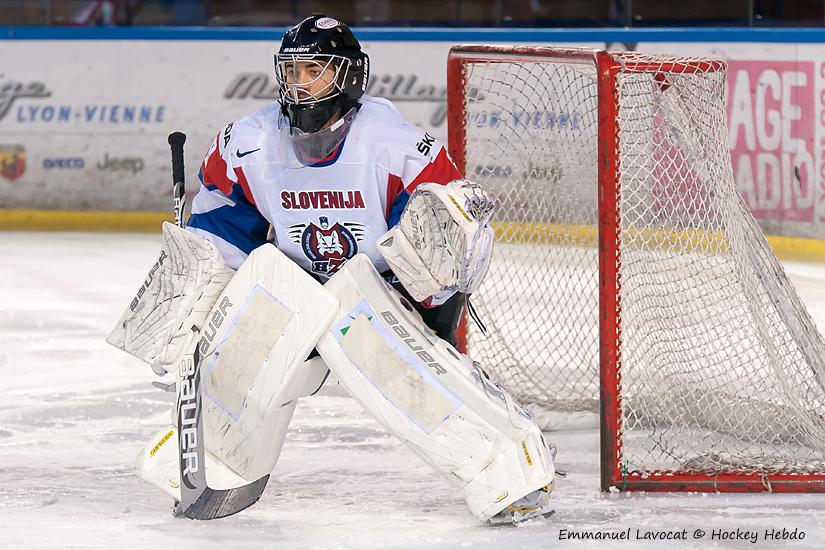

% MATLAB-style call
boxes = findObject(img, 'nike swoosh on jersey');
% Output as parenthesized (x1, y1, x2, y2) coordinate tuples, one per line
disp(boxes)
(236, 148, 260, 158)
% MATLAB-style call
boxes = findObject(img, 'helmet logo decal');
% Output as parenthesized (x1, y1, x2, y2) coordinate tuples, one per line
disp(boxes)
(315, 17, 339, 29)
(288, 217, 367, 276)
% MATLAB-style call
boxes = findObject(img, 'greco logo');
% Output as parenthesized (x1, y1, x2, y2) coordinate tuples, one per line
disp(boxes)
(96, 153, 144, 174)
(43, 157, 84, 169)
(0, 145, 26, 182)
(287, 216, 367, 276)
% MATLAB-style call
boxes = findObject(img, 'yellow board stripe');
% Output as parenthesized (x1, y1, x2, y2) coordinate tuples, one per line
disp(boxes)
(0, 209, 173, 232)
(491, 220, 825, 263)
(2, 210, 824, 263)
(765, 235, 825, 263)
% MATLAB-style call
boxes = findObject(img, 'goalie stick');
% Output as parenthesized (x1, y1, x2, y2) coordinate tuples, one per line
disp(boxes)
(169, 132, 187, 229)
(166, 131, 269, 520)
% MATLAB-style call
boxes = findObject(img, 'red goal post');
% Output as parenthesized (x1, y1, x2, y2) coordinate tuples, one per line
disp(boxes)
(447, 45, 825, 493)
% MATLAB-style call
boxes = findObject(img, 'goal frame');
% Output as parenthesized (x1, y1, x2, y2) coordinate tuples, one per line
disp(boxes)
(447, 44, 825, 493)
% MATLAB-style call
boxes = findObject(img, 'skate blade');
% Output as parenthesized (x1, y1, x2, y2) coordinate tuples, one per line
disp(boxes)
(488, 508, 555, 525)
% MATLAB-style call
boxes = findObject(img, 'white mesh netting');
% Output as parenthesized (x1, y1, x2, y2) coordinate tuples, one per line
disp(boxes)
(454, 48, 825, 479)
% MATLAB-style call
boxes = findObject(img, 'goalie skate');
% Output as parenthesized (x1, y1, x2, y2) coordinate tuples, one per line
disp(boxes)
(488, 483, 554, 524)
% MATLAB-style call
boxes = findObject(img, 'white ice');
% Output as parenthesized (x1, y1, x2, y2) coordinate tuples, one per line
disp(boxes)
(1, 232, 824, 549)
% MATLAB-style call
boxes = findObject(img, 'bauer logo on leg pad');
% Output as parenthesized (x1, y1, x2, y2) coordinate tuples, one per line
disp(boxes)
(379, 310, 446, 376)
(198, 296, 233, 356)
(333, 301, 461, 433)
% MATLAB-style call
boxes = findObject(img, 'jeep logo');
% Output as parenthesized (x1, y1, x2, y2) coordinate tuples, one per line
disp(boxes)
(96, 153, 144, 174)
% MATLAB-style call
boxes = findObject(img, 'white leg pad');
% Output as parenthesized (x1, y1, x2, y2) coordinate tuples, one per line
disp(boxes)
(316, 255, 554, 521)
(136, 424, 265, 501)
(139, 244, 338, 495)
(293, 355, 332, 397)
(198, 244, 338, 480)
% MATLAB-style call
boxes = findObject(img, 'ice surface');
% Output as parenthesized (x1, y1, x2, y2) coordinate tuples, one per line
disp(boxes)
(1, 233, 824, 549)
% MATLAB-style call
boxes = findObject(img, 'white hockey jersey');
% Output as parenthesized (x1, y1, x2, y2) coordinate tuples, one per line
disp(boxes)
(187, 95, 461, 291)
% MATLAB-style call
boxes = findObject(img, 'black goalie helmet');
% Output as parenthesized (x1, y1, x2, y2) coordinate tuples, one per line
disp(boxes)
(274, 15, 369, 163)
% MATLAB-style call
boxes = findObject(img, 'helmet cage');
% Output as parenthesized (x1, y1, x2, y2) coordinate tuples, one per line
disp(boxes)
(275, 54, 352, 106)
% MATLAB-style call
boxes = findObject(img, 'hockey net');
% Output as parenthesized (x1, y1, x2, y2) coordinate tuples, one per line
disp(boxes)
(447, 46, 825, 492)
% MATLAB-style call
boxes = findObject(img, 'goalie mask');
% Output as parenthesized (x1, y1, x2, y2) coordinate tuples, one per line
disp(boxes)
(275, 15, 369, 165)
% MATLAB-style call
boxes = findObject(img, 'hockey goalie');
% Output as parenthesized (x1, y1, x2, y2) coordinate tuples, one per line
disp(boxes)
(106, 14, 555, 523)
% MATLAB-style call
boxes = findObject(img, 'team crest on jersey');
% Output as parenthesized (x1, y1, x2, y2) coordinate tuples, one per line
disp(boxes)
(288, 217, 367, 276)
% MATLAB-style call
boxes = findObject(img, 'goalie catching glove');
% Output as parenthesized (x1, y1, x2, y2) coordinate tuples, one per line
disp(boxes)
(378, 179, 495, 303)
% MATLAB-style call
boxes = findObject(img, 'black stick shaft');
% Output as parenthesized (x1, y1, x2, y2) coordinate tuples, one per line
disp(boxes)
(168, 132, 187, 228)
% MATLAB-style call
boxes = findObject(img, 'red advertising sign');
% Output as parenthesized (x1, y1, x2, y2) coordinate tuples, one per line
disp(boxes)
(726, 60, 818, 224)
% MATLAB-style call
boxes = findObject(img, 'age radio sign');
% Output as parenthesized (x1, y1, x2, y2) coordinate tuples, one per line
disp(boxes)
(726, 60, 822, 226)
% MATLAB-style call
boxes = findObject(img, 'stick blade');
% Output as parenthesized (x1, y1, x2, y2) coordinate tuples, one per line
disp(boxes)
(176, 475, 270, 520)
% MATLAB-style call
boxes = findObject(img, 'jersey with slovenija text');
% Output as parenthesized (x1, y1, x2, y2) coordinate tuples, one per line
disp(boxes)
(187, 95, 461, 283)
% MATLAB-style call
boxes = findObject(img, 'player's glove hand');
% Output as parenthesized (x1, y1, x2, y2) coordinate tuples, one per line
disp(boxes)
(378, 179, 495, 303)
